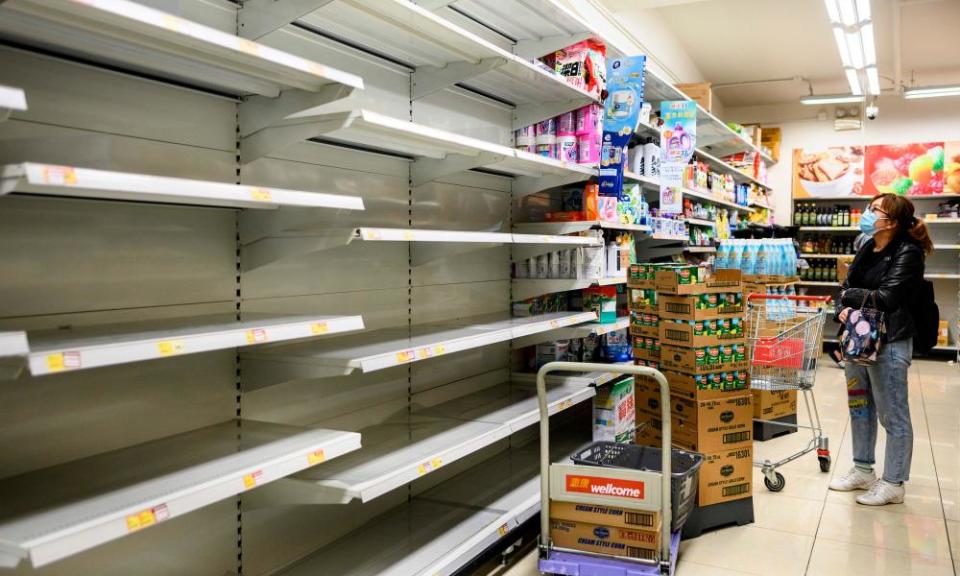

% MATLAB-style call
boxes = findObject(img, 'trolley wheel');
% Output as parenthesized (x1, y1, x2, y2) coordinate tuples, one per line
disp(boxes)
(819, 455, 831, 473)
(764, 472, 786, 492)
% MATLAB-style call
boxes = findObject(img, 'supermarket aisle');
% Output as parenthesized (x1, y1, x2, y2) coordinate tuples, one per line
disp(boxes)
(490, 356, 960, 576)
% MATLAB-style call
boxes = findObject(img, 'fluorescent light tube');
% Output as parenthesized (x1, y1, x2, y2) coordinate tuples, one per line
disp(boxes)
(866, 66, 880, 95)
(838, 0, 858, 26)
(800, 94, 865, 105)
(846, 68, 863, 95)
(860, 22, 876, 67)
(824, 0, 841, 23)
(904, 85, 960, 99)
(855, 0, 871, 21)
(833, 27, 853, 67)
(846, 32, 864, 69)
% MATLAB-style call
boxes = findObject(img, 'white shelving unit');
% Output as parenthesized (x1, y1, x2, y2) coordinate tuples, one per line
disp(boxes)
(514, 220, 651, 235)
(685, 246, 717, 253)
(0, 420, 361, 568)
(0, 163, 366, 211)
(682, 187, 754, 213)
(687, 218, 715, 227)
(512, 277, 627, 301)
(0, 0, 364, 98)
(926, 219, 960, 225)
(11, 314, 364, 378)
(798, 226, 859, 232)
(799, 254, 849, 259)
(241, 311, 596, 387)
(253, 382, 592, 505)
(511, 316, 629, 349)
(0, 84, 27, 122)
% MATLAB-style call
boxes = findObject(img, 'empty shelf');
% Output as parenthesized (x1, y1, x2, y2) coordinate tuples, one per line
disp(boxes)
(0, 0, 363, 98)
(0, 84, 27, 121)
(271, 382, 592, 504)
(511, 361, 634, 388)
(0, 163, 366, 210)
(17, 314, 364, 377)
(512, 277, 626, 300)
(695, 148, 769, 189)
(681, 188, 754, 213)
(511, 316, 629, 349)
(241, 311, 595, 385)
(0, 420, 361, 568)
(355, 227, 600, 246)
(514, 221, 652, 235)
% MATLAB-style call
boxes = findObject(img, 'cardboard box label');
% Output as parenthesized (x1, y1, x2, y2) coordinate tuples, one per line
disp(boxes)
(550, 501, 659, 529)
(550, 520, 659, 558)
(655, 268, 741, 295)
(698, 447, 753, 506)
(752, 389, 797, 419)
(550, 463, 661, 509)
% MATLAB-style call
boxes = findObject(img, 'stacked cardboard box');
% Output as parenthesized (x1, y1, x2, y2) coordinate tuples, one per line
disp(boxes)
(627, 264, 661, 370)
(549, 501, 660, 561)
(634, 267, 753, 507)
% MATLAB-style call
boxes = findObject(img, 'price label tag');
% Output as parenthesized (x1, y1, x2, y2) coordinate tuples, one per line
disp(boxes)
(307, 449, 326, 465)
(541, 236, 552, 243)
(243, 470, 263, 489)
(157, 340, 184, 356)
(126, 504, 168, 533)
(557, 399, 573, 411)
(238, 39, 261, 56)
(402, 231, 415, 241)
(549, 320, 560, 328)
(42, 165, 77, 186)
(395, 350, 415, 364)
(46, 351, 81, 372)
(363, 230, 383, 240)
(417, 457, 442, 476)
(311, 322, 329, 335)
(498, 523, 509, 536)
(161, 15, 181, 32)
(246, 329, 268, 344)
(250, 188, 272, 202)
(434, 345, 445, 355)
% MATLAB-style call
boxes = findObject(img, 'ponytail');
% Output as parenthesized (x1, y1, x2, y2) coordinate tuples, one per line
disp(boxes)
(908, 217, 934, 256)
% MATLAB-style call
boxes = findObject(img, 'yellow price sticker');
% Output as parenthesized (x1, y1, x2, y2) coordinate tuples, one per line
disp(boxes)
(243, 470, 262, 489)
(402, 231, 415, 241)
(246, 329, 268, 344)
(417, 347, 432, 359)
(250, 188, 272, 202)
(311, 322, 329, 335)
(126, 504, 168, 533)
(238, 39, 261, 56)
(498, 523, 508, 536)
(433, 345, 445, 355)
(307, 449, 326, 465)
(395, 350, 414, 364)
(42, 165, 78, 186)
(46, 353, 65, 372)
(46, 351, 81, 372)
(364, 230, 383, 240)
(162, 15, 182, 32)
(157, 340, 184, 356)
(416, 457, 442, 476)
(557, 399, 573, 411)
(549, 320, 560, 328)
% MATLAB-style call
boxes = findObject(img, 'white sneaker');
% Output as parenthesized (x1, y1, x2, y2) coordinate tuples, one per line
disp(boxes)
(828, 466, 877, 492)
(856, 480, 905, 506)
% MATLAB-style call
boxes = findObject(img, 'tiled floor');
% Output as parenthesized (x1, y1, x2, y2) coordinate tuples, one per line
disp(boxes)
(497, 355, 960, 576)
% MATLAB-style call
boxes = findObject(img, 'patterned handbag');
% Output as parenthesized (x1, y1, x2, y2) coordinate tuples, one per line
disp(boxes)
(840, 291, 886, 365)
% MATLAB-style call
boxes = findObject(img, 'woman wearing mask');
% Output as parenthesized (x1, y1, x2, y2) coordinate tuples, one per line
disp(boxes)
(828, 193, 932, 505)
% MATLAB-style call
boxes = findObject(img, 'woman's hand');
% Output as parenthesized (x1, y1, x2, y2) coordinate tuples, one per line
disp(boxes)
(839, 307, 852, 323)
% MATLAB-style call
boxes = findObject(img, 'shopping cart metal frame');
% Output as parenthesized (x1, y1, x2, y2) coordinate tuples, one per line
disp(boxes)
(746, 294, 832, 492)
(536, 362, 675, 576)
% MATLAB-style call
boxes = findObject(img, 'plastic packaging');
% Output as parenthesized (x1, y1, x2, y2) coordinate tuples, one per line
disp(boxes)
(557, 135, 578, 163)
(535, 117, 557, 145)
(577, 133, 601, 164)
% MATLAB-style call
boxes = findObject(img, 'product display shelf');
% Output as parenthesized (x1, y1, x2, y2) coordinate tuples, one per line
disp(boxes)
(0, 420, 362, 569)
(685, 246, 717, 253)
(694, 148, 770, 190)
(749, 201, 773, 210)
(0, 332, 29, 380)
(240, 311, 597, 387)
(253, 382, 594, 505)
(0, 163, 366, 211)
(0, 84, 27, 122)
(0, 0, 364, 98)
(799, 195, 960, 202)
(682, 187, 754, 213)
(798, 226, 859, 232)
(510, 315, 630, 349)
(275, 432, 588, 576)
(927, 273, 960, 279)
(513, 221, 652, 235)
(9, 314, 364, 378)
(800, 254, 850, 259)
(935, 245, 960, 250)
(687, 218, 715, 227)
(925, 219, 960, 225)
(512, 277, 627, 301)
(292, 0, 597, 124)
(511, 361, 633, 388)
(624, 170, 660, 188)
(796, 281, 838, 287)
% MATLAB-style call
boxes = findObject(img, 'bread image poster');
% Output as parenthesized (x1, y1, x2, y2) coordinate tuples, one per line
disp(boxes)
(792, 146, 865, 198)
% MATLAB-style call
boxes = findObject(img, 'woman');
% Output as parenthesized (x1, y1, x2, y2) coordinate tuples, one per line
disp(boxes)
(828, 193, 932, 505)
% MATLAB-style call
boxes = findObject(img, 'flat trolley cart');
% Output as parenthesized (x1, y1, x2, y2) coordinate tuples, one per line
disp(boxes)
(535, 362, 703, 576)
(745, 294, 832, 492)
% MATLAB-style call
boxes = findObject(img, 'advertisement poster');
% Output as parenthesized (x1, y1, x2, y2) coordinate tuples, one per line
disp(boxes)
(943, 141, 960, 193)
(792, 146, 865, 198)
(659, 100, 697, 214)
(862, 142, 945, 196)
(598, 55, 646, 201)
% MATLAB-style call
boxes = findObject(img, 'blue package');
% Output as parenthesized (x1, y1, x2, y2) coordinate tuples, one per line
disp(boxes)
(598, 56, 646, 198)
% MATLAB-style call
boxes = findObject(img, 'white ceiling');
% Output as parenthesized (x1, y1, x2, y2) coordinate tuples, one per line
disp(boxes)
(604, 0, 960, 108)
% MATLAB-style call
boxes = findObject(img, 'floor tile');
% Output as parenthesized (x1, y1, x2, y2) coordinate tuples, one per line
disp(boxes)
(816, 502, 951, 559)
(752, 491, 824, 536)
(825, 482, 947, 519)
(679, 525, 813, 576)
(807, 537, 955, 576)
(675, 560, 756, 575)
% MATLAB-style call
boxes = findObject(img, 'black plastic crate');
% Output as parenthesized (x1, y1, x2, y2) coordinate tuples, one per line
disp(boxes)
(570, 441, 703, 531)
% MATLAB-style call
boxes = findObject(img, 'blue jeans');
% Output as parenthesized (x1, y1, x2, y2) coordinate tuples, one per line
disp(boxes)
(844, 338, 913, 483)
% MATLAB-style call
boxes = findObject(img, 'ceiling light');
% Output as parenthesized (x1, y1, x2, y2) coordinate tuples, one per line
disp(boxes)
(824, 0, 841, 24)
(855, 0, 871, 21)
(832, 27, 853, 67)
(904, 85, 960, 99)
(837, 0, 858, 26)
(860, 23, 876, 66)
(801, 94, 866, 105)
(866, 66, 880, 95)
(846, 68, 863, 95)
(846, 32, 864, 69)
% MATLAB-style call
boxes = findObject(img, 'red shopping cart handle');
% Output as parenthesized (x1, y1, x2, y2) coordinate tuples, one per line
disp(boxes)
(747, 293, 833, 303)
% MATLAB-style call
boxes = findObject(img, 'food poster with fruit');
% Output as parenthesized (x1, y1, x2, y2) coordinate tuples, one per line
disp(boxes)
(863, 142, 946, 197)
(792, 146, 864, 198)
(660, 100, 697, 214)
(944, 141, 960, 194)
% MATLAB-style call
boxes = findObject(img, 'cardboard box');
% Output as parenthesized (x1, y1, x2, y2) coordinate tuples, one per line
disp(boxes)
(550, 519, 659, 560)
(632, 338, 661, 363)
(550, 500, 658, 530)
(659, 343, 748, 375)
(676, 82, 712, 112)
(594, 377, 635, 443)
(658, 292, 744, 321)
(656, 268, 741, 295)
(760, 126, 781, 162)
(752, 389, 797, 419)
(627, 264, 657, 289)
(627, 287, 658, 313)
(938, 320, 950, 347)
(669, 394, 753, 453)
(666, 370, 750, 402)
(698, 447, 753, 506)
(659, 320, 745, 348)
(634, 375, 665, 417)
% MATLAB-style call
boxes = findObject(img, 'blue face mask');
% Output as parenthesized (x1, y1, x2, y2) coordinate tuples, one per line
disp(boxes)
(859, 209, 879, 236)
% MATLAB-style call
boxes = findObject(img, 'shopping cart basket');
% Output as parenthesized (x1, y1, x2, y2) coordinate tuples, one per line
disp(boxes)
(746, 294, 832, 492)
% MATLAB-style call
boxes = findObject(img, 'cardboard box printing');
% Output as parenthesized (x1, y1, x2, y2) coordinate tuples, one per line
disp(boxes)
(549, 519, 659, 560)
(659, 343, 748, 375)
(666, 370, 750, 402)
(698, 446, 753, 506)
(655, 268, 741, 296)
(659, 319, 744, 348)
(752, 389, 798, 419)
(658, 292, 744, 321)
(550, 500, 658, 530)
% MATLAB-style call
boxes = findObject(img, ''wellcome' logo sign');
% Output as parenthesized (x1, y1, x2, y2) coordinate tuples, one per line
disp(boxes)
(565, 475, 645, 499)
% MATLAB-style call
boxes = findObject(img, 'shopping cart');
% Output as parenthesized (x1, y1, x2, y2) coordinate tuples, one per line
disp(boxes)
(746, 294, 832, 492)
(536, 362, 699, 576)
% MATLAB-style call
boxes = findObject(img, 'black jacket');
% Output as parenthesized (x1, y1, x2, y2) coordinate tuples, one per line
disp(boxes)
(838, 234, 925, 342)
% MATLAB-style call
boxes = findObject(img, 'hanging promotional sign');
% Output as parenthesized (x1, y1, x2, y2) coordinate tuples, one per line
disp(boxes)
(659, 100, 697, 214)
(598, 55, 646, 207)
